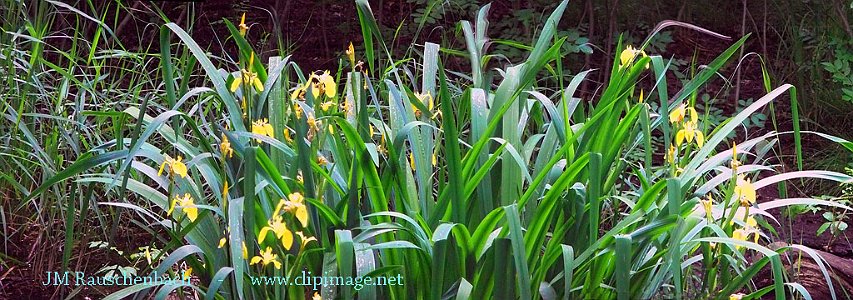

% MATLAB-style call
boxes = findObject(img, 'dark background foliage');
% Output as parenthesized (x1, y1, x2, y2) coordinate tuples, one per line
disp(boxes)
(95, 0, 853, 137)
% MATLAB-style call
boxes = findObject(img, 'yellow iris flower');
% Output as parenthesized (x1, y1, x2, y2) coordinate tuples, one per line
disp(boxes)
(730, 142, 741, 169)
(675, 120, 704, 147)
(218, 228, 230, 249)
(317, 155, 329, 167)
(291, 71, 337, 102)
(220, 133, 234, 158)
(222, 179, 229, 203)
(732, 228, 759, 250)
(143, 247, 153, 265)
(340, 101, 351, 115)
(346, 42, 355, 67)
(729, 293, 745, 300)
(666, 145, 677, 164)
(258, 215, 294, 250)
(728, 208, 762, 249)
(670, 104, 686, 124)
(282, 193, 309, 227)
(701, 197, 713, 220)
(218, 230, 227, 248)
(182, 267, 192, 280)
(744, 215, 757, 228)
(238, 13, 248, 36)
(310, 71, 337, 98)
(250, 246, 282, 269)
(732, 229, 748, 249)
(670, 103, 704, 147)
(619, 45, 648, 69)
(307, 115, 318, 131)
(230, 53, 264, 93)
(377, 145, 387, 157)
(734, 175, 756, 206)
(291, 102, 305, 119)
(251, 118, 275, 143)
(412, 92, 434, 118)
(313, 292, 323, 300)
(167, 193, 198, 222)
(731, 209, 758, 228)
(291, 83, 309, 100)
(296, 231, 317, 249)
(158, 154, 189, 178)
(377, 130, 388, 155)
(283, 128, 293, 143)
(669, 104, 698, 124)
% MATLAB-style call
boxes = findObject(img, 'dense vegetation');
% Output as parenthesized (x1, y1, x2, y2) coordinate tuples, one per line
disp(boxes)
(2, 0, 853, 299)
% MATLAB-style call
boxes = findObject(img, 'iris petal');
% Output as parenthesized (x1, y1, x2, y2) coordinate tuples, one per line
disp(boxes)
(230, 77, 242, 92)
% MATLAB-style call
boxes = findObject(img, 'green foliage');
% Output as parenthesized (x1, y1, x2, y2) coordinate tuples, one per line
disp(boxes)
(815, 167, 853, 248)
(6, 1, 853, 300)
(399, 0, 592, 63)
(621, 27, 673, 53)
(817, 210, 849, 237)
(407, 0, 477, 26)
(821, 36, 853, 103)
